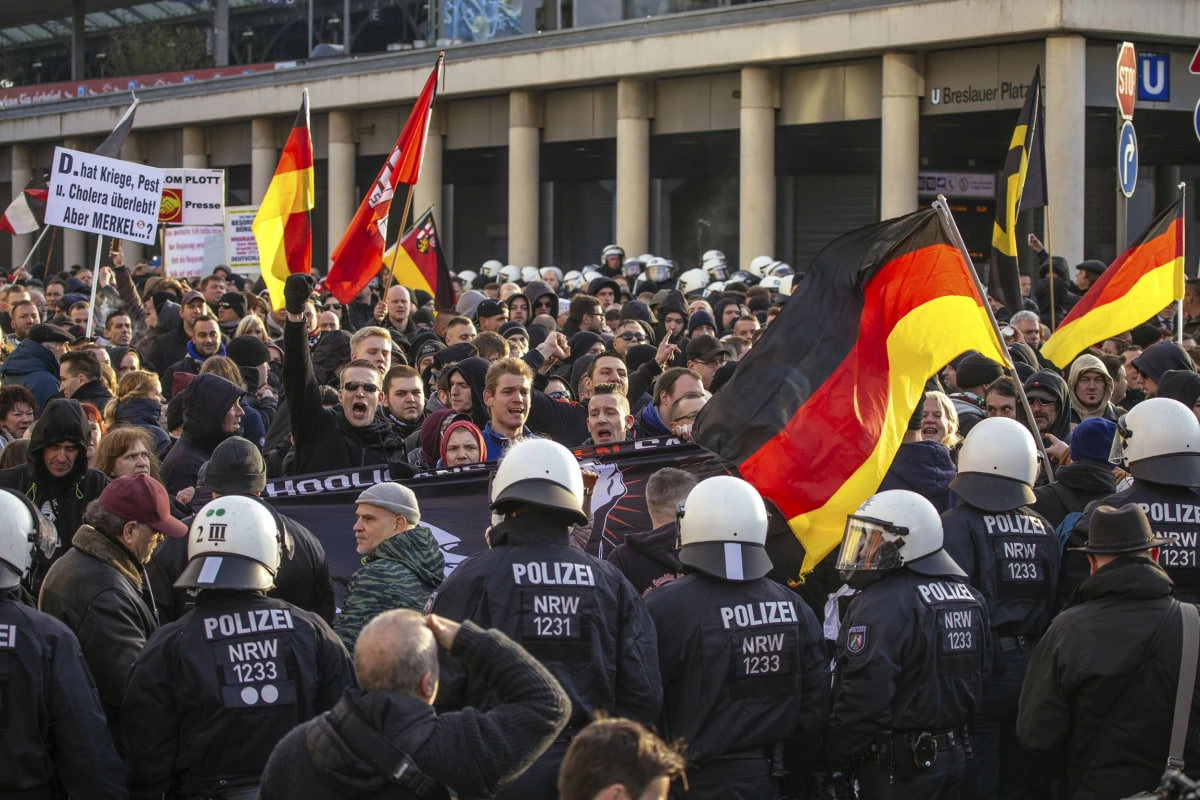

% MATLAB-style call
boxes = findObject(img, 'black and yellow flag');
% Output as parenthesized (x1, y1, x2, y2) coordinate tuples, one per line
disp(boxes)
(990, 67, 1046, 312)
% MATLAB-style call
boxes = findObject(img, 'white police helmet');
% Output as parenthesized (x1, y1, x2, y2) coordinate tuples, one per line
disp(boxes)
(563, 270, 585, 293)
(748, 255, 775, 278)
(490, 439, 586, 525)
(779, 274, 795, 297)
(767, 261, 794, 278)
(838, 490, 964, 578)
(951, 417, 1038, 511)
(500, 265, 522, 283)
(622, 258, 643, 279)
(0, 489, 56, 590)
(480, 259, 502, 278)
(602, 244, 625, 262)
(521, 266, 541, 284)
(1111, 397, 1200, 486)
(177, 496, 283, 591)
(645, 257, 673, 283)
(759, 275, 783, 292)
(677, 268, 710, 296)
(678, 476, 772, 582)
(456, 270, 478, 286)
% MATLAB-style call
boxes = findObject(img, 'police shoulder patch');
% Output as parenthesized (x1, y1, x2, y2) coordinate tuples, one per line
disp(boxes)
(847, 625, 868, 654)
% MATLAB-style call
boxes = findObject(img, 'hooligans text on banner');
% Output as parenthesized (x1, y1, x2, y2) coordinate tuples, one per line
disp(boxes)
(1040, 200, 1183, 369)
(382, 208, 455, 309)
(253, 90, 314, 310)
(990, 67, 1046, 313)
(692, 209, 1009, 580)
(326, 55, 442, 304)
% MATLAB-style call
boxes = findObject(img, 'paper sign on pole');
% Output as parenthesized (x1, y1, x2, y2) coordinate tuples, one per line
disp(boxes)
(224, 205, 261, 276)
(160, 169, 225, 225)
(45, 146, 163, 245)
(164, 225, 226, 281)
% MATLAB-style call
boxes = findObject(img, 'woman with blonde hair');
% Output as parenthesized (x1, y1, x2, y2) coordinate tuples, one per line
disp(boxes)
(235, 315, 268, 341)
(106, 369, 170, 456)
(923, 390, 962, 450)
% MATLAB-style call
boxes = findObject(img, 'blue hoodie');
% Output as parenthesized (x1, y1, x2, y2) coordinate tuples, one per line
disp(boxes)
(0, 339, 60, 413)
(878, 440, 958, 513)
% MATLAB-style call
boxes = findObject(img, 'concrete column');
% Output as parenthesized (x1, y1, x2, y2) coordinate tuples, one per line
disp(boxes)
(616, 79, 651, 258)
(213, 0, 229, 68)
(326, 110, 356, 267)
(251, 118, 277, 205)
(62, 138, 86, 271)
(181, 126, 207, 169)
(119, 133, 144, 266)
(10, 145, 33, 269)
(739, 67, 776, 270)
(71, 0, 86, 81)
(880, 52, 922, 220)
(508, 90, 541, 267)
(1045, 35, 1086, 266)
(413, 105, 446, 231)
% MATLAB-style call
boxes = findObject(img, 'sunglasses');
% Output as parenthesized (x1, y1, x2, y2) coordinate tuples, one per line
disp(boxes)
(324, 303, 342, 310)
(341, 382, 379, 393)
(548, 390, 572, 400)
(535, 300, 555, 309)
(618, 332, 646, 342)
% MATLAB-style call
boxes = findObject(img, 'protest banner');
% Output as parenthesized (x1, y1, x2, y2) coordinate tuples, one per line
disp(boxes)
(163, 225, 225, 280)
(44, 146, 162, 245)
(224, 205, 261, 275)
(160, 169, 225, 225)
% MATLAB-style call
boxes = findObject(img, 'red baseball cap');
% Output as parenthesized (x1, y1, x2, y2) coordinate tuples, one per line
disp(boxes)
(99, 475, 188, 538)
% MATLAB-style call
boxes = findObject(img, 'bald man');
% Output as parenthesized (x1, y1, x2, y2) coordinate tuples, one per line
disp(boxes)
(260, 611, 570, 799)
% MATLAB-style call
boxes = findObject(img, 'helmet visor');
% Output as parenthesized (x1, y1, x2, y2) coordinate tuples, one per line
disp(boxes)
(647, 264, 671, 282)
(770, 264, 794, 277)
(708, 264, 729, 281)
(837, 515, 905, 573)
(1110, 414, 1129, 467)
(623, 261, 642, 278)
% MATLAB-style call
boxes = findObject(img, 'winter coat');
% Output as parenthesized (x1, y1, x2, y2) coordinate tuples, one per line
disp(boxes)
(160, 374, 245, 494)
(877, 440, 957, 513)
(258, 622, 571, 799)
(1018, 557, 1200, 797)
(0, 339, 61, 412)
(112, 396, 172, 456)
(606, 522, 684, 596)
(146, 304, 188, 376)
(38, 524, 159, 739)
(333, 526, 445, 653)
(1029, 460, 1118, 530)
(0, 398, 110, 590)
(71, 379, 115, 413)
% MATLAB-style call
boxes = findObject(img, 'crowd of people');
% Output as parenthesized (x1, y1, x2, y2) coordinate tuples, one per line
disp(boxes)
(0, 239, 1198, 800)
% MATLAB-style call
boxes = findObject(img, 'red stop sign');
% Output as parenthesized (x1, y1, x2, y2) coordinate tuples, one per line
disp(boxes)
(1117, 41, 1137, 120)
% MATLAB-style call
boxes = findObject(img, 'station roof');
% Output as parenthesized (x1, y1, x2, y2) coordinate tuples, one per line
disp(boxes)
(0, 1, 258, 47)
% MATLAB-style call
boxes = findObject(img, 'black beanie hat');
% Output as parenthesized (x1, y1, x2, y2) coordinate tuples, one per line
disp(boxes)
(204, 435, 267, 495)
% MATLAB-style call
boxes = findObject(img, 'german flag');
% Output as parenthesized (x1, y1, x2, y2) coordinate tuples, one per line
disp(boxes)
(1040, 200, 1183, 369)
(990, 67, 1046, 313)
(382, 207, 455, 309)
(692, 209, 1009, 580)
(253, 91, 314, 310)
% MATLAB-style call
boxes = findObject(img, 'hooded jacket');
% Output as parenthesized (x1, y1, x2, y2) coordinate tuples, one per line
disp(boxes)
(0, 398, 109, 588)
(1067, 353, 1118, 422)
(1024, 368, 1073, 444)
(877, 440, 958, 513)
(606, 522, 684, 596)
(1029, 460, 1118, 530)
(146, 303, 188, 375)
(523, 281, 558, 316)
(333, 526, 445, 653)
(0, 339, 61, 413)
(445, 356, 491, 429)
(161, 374, 244, 494)
(112, 396, 172, 456)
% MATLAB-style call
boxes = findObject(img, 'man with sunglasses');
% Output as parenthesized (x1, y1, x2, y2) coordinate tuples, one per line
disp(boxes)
(283, 275, 408, 476)
(611, 320, 649, 356)
(685, 335, 732, 391)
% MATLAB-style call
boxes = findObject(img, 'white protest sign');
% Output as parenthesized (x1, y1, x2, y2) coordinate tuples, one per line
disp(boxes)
(160, 169, 225, 225)
(225, 205, 261, 276)
(45, 146, 163, 245)
(164, 225, 225, 281)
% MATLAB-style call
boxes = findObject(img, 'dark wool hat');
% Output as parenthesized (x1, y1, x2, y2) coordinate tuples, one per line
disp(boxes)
(1070, 417, 1117, 463)
(151, 292, 178, 315)
(432, 342, 478, 370)
(620, 300, 656, 325)
(687, 310, 717, 336)
(1129, 324, 1163, 349)
(956, 353, 1004, 391)
(204, 435, 267, 495)
(226, 335, 270, 368)
(1072, 503, 1171, 554)
(218, 292, 245, 318)
(499, 321, 528, 340)
(412, 289, 433, 309)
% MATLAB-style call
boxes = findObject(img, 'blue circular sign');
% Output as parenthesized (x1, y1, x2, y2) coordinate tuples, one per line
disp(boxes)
(1118, 120, 1138, 198)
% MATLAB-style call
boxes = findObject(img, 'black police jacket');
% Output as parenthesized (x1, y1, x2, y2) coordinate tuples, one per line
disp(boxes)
(824, 569, 990, 766)
(646, 572, 829, 769)
(1018, 557, 1200, 796)
(430, 516, 661, 730)
(942, 503, 1059, 638)
(0, 588, 126, 798)
(121, 591, 354, 799)
(1063, 480, 1200, 605)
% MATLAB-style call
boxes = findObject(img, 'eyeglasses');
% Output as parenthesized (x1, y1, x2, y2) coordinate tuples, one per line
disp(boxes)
(342, 382, 379, 393)
(584, 310, 602, 318)
(694, 356, 728, 366)
(618, 332, 646, 342)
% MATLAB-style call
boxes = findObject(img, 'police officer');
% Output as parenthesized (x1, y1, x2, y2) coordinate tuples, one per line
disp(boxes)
(0, 488, 127, 797)
(645, 476, 828, 799)
(824, 490, 990, 799)
(941, 417, 1058, 800)
(121, 495, 354, 799)
(430, 438, 662, 800)
(1064, 397, 1200, 604)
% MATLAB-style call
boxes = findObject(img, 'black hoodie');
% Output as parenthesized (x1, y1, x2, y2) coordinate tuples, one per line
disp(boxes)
(445, 356, 491, 429)
(606, 523, 684, 596)
(160, 374, 244, 495)
(0, 398, 110, 590)
(1024, 368, 1073, 444)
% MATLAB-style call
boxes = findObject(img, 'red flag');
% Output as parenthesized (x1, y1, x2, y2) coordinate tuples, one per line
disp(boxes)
(326, 56, 443, 303)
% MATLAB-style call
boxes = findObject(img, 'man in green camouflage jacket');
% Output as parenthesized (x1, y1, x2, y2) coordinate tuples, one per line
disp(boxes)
(333, 482, 445, 653)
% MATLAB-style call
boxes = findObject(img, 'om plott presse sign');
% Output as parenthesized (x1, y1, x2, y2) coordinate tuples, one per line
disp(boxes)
(44, 146, 163, 245)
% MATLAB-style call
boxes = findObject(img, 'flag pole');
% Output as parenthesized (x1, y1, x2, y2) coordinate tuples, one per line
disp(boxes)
(1044, 207, 1057, 329)
(42, 226, 57, 282)
(935, 195, 1054, 481)
(1179, 181, 1187, 345)
(380, 182, 418, 296)
(17, 226, 54, 271)
(86, 235, 104, 339)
